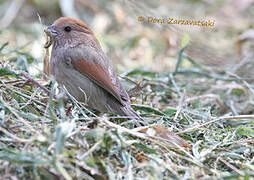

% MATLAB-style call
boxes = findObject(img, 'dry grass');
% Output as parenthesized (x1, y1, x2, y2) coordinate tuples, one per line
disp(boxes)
(0, 45, 254, 179)
(1, 0, 254, 178)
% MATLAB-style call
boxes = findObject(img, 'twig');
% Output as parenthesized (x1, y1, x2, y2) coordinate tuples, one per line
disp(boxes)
(0, 97, 37, 133)
(174, 69, 250, 81)
(63, 86, 96, 118)
(178, 115, 254, 134)
(184, 94, 227, 112)
(174, 46, 187, 73)
(20, 71, 51, 95)
(219, 157, 244, 176)
(231, 53, 254, 73)
(228, 100, 238, 115)
(169, 73, 181, 95)
(20, 87, 40, 110)
(227, 71, 254, 98)
(78, 139, 103, 160)
(6, 86, 46, 107)
(0, 126, 32, 143)
(101, 118, 148, 139)
(173, 89, 185, 121)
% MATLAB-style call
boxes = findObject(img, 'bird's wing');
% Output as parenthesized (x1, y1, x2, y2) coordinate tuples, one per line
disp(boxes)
(66, 46, 128, 106)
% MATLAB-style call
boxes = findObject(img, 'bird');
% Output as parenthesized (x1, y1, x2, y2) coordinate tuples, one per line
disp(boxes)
(46, 17, 142, 120)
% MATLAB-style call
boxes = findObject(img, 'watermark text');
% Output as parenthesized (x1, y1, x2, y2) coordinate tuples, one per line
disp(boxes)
(138, 16, 215, 27)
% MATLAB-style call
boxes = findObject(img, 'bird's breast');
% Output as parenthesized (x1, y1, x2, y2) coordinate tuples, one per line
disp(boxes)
(50, 55, 108, 112)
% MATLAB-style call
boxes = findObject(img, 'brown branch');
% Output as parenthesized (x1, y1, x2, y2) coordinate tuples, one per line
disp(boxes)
(20, 71, 51, 95)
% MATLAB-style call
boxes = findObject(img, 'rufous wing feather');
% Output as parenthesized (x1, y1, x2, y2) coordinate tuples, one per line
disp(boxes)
(72, 59, 125, 106)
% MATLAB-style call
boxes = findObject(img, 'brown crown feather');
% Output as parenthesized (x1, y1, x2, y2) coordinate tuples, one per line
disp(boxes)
(54, 17, 93, 34)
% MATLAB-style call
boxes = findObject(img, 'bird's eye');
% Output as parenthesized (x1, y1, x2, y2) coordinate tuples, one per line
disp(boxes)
(64, 26, 72, 32)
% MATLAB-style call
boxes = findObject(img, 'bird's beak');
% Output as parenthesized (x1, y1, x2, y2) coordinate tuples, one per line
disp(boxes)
(46, 25, 58, 37)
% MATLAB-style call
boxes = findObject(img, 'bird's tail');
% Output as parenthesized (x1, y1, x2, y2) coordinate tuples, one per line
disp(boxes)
(122, 105, 144, 121)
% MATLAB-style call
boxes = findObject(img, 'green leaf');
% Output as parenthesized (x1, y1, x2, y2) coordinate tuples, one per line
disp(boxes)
(13, 109, 41, 121)
(0, 148, 48, 164)
(0, 67, 18, 77)
(221, 172, 246, 179)
(236, 126, 254, 138)
(222, 152, 244, 160)
(85, 157, 97, 167)
(0, 42, 9, 52)
(123, 69, 157, 77)
(134, 143, 156, 154)
(162, 108, 177, 115)
(231, 88, 245, 95)
(131, 104, 167, 116)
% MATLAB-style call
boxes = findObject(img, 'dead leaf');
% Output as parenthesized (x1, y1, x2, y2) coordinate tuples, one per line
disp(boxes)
(138, 125, 191, 149)
(135, 152, 149, 162)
